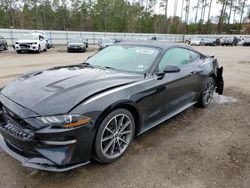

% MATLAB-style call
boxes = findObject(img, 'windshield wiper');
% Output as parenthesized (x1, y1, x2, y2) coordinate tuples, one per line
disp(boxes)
(103, 66, 117, 70)
(80, 62, 95, 68)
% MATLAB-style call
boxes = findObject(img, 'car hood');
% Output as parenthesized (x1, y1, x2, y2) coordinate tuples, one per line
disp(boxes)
(16, 39, 38, 43)
(1, 65, 142, 117)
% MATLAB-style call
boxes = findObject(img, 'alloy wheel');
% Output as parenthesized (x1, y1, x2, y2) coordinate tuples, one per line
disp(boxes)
(100, 114, 133, 159)
(203, 78, 215, 105)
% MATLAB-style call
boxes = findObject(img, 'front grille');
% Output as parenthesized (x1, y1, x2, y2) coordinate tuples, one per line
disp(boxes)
(3, 123, 33, 140)
(0, 105, 34, 141)
(19, 44, 30, 48)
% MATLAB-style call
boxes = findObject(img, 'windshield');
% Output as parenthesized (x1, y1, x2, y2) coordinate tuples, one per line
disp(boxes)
(86, 45, 160, 73)
(21, 34, 39, 40)
(70, 39, 82, 43)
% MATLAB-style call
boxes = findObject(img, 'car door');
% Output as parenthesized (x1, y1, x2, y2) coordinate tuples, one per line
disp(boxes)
(153, 47, 198, 118)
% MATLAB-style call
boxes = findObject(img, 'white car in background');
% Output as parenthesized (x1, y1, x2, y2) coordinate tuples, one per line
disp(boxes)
(190, 38, 205, 46)
(14, 33, 47, 53)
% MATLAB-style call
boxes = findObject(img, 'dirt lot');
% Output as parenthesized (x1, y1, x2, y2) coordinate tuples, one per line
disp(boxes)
(0, 46, 249, 188)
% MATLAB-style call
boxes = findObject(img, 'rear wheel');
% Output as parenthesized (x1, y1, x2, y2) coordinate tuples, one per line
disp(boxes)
(37, 45, 41, 53)
(4, 43, 8, 50)
(197, 77, 215, 108)
(95, 109, 135, 163)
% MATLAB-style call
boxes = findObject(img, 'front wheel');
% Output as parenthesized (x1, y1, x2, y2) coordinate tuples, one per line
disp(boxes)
(197, 77, 215, 108)
(94, 109, 135, 164)
(37, 45, 41, 53)
(4, 44, 8, 50)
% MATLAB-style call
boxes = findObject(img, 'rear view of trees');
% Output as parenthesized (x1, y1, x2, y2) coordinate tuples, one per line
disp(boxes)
(0, 0, 249, 34)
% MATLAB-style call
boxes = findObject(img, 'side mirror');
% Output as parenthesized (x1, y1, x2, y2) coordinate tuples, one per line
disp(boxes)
(163, 65, 181, 73)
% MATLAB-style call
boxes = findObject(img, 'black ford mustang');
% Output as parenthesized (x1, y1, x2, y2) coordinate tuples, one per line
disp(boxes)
(0, 41, 224, 172)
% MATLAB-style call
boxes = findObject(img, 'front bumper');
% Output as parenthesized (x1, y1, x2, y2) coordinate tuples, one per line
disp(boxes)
(67, 46, 85, 52)
(0, 96, 95, 172)
(0, 134, 89, 172)
(15, 44, 38, 51)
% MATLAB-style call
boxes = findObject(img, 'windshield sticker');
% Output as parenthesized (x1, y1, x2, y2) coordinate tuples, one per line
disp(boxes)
(137, 65, 144, 69)
(136, 49, 154, 55)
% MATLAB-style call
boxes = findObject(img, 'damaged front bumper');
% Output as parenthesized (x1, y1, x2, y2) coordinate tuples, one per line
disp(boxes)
(0, 134, 89, 172)
(0, 96, 95, 172)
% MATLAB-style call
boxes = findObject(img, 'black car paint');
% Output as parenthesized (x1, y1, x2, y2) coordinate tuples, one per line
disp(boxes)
(0, 41, 224, 171)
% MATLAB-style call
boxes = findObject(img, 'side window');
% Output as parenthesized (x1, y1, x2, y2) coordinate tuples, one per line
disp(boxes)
(39, 35, 44, 41)
(189, 50, 200, 62)
(158, 48, 190, 72)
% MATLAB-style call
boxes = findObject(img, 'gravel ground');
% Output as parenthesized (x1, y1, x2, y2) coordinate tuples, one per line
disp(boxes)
(0, 45, 249, 188)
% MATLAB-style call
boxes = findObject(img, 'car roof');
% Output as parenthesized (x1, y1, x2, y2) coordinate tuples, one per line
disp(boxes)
(117, 40, 204, 56)
(118, 40, 183, 50)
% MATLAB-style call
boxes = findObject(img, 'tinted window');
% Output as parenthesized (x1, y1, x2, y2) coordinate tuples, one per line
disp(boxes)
(158, 48, 190, 72)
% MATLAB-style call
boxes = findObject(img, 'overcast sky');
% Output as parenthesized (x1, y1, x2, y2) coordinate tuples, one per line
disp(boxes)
(140, 0, 250, 23)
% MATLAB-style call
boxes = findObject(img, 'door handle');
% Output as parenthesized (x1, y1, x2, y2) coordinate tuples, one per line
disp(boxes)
(190, 71, 197, 74)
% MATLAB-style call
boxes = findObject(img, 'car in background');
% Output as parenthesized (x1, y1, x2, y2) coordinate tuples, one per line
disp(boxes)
(32, 31, 52, 49)
(220, 37, 238, 46)
(242, 38, 250, 46)
(98, 38, 116, 50)
(151, 37, 168, 42)
(67, 38, 87, 52)
(203, 38, 216, 46)
(0, 36, 8, 51)
(14, 33, 47, 53)
(190, 38, 205, 46)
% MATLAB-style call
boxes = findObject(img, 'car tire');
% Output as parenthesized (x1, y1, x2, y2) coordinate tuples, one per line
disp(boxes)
(4, 44, 8, 50)
(83, 48, 86, 53)
(94, 108, 135, 164)
(16, 50, 21, 54)
(37, 45, 41, 53)
(197, 77, 215, 108)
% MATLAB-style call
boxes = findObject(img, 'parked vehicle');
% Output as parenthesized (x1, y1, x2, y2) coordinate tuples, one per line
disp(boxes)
(0, 41, 224, 172)
(190, 38, 205, 46)
(67, 38, 87, 52)
(151, 37, 168, 42)
(14, 33, 47, 53)
(0, 36, 8, 51)
(32, 31, 52, 49)
(203, 38, 216, 46)
(242, 38, 250, 46)
(220, 37, 238, 46)
(98, 38, 116, 49)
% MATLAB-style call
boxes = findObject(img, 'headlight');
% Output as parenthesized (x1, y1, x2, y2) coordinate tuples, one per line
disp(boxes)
(36, 114, 91, 128)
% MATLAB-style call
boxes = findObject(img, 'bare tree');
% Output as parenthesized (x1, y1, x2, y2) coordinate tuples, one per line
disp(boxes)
(194, 0, 200, 23)
(238, 0, 247, 32)
(207, 0, 213, 23)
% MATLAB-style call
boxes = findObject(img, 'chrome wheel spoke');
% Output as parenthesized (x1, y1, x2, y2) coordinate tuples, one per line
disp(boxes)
(110, 140, 116, 156)
(116, 138, 121, 153)
(119, 120, 131, 133)
(114, 117, 118, 131)
(118, 137, 128, 145)
(119, 130, 132, 135)
(103, 139, 114, 154)
(102, 135, 113, 142)
(118, 115, 125, 128)
(106, 127, 114, 135)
